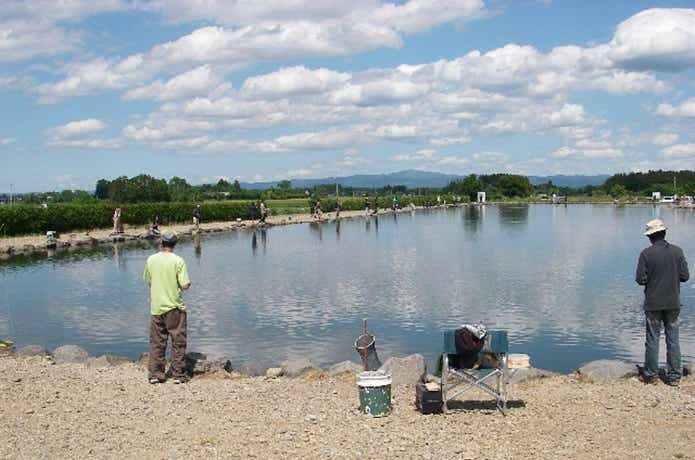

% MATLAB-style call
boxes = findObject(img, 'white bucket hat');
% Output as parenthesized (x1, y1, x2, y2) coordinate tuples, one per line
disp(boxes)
(644, 219, 667, 236)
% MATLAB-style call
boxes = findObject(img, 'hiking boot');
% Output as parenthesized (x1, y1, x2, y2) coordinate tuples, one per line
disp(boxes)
(664, 379, 680, 387)
(149, 377, 163, 384)
(172, 377, 189, 384)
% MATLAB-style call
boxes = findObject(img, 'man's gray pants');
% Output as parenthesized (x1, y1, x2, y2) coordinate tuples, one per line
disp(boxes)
(644, 309, 681, 380)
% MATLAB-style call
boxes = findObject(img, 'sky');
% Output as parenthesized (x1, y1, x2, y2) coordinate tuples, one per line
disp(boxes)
(1, 0, 695, 192)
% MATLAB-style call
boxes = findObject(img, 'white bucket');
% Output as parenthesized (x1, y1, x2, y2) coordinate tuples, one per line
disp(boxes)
(357, 371, 392, 416)
(357, 371, 392, 387)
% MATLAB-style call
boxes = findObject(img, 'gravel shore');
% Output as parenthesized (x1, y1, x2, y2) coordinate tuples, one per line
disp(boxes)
(1, 355, 693, 459)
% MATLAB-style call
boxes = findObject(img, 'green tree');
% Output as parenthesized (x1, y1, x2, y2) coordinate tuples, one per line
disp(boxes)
(609, 184, 628, 197)
(95, 179, 110, 200)
(445, 174, 483, 201)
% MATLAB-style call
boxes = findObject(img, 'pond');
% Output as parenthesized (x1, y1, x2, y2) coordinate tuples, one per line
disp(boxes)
(1, 204, 693, 373)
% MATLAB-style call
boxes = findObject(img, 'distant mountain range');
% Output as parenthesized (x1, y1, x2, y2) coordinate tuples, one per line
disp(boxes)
(241, 170, 610, 190)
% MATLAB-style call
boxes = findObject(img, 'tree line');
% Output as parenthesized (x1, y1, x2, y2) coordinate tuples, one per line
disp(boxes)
(6, 170, 695, 206)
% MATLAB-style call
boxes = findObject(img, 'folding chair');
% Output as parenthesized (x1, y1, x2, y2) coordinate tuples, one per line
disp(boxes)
(440, 329, 512, 415)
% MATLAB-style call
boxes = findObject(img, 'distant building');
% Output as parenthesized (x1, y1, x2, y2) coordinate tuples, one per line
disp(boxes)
(651, 191, 661, 201)
(477, 191, 486, 203)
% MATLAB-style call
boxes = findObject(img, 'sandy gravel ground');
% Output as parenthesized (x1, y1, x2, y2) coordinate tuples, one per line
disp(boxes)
(0, 208, 406, 254)
(1, 356, 694, 459)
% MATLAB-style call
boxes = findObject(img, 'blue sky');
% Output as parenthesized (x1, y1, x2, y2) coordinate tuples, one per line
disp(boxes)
(1, 1, 694, 192)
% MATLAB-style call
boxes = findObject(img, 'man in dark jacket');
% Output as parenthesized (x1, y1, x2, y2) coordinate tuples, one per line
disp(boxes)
(635, 219, 689, 385)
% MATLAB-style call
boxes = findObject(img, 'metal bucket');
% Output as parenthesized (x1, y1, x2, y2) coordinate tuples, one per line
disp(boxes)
(357, 371, 392, 417)
(354, 333, 381, 371)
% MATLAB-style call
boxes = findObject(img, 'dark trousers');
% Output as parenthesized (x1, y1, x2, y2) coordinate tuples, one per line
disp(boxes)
(644, 309, 681, 380)
(149, 309, 187, 380)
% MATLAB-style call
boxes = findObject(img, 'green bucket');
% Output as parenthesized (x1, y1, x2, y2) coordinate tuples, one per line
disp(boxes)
(357, 371, 392, 417)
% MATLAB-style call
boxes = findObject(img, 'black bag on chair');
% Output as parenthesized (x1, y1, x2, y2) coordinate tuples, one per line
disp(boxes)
(454, 327, 484, 369)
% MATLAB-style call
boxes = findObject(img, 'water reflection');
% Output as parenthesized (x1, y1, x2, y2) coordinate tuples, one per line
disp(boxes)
(193, 234, 202, 263)
(0, 205, 693, 373)
(309, 222, 323, 241)
(113, 244, 125, 270)
(498, 204, 529, 226)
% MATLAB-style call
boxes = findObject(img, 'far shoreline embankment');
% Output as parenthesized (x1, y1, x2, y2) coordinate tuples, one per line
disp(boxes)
(1, 200, 691, 259)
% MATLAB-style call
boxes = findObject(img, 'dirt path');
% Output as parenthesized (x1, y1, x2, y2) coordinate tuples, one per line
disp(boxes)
(1, 356, 694, 459)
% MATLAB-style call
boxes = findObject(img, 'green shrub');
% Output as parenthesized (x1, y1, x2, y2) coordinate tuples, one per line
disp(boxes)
(0, 201, 253, 236)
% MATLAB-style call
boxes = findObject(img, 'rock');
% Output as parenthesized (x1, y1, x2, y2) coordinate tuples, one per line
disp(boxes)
(379, 354, 427, 385)
(280, 358, 320, 377)
(52, 345, 90, 364)
(185, 352, 232, 374)
(509, 367, 558, 384)
(86, 355, 130, 368)
(238, 360, 267, 377)
(70, 238, 95, 247)
(17, 345, 50, 357)
(21, 244, 35, 252)
(684, 362, 694, 377)
(327, 361, 363, 376)
(86, 356, 111, 368)
(102, 355, 131, 366)
(266, 367, 284, 378)
(576, 360, 638, 380)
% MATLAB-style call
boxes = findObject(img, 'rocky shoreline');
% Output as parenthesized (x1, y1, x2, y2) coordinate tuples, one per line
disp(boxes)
(6, 341, 693, 383)
(1, 348, 694, 459)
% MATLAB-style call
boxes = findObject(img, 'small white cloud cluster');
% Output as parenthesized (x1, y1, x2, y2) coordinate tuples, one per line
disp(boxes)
(46, 119, 120, 149)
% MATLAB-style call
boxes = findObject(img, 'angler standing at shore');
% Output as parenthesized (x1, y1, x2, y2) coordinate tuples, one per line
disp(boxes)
(635, 219, 689, 385)
(143, 232, 191, 384)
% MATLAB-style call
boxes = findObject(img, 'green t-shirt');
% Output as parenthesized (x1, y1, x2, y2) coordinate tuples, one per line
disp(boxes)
(143, 251, 191, 316)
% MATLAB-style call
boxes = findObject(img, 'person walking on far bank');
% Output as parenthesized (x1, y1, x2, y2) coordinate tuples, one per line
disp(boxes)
(193, 205, 201, 231)
(143, 232, 191, 384)
(112, 207, 123, 234)
(259, 200, 268, 224)
(635, 219, 689, 386)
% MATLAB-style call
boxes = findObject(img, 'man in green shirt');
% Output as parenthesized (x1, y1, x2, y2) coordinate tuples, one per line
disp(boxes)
(143, 231, 191, 384)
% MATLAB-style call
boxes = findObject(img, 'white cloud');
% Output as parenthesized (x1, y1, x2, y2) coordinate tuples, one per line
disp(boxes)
(34, 0, 485, 101)
(46, 118, 120, 149)
(429, 135, 471, 145)
(337, 152, 370, 168)
(241, 66, 350, 99)
(661, 143, 695, 159)
(608, 8, 695, 71)
(376, 124, 418, 139)
(542, 103, 587, 127)
(655, 98, 695, 118)
(123, 65, 224, 101)
(49, 138, 122, 149)
(550, 146, 623, 159)
(48, 119, 106, 139)
(0, 19, 81, 62)
(151, 0, 378, 25)
(652, 132, 679, 146)
(391, 149, 436, 161)
(0, 1, 134, 62)
(0, 137, 16, 146)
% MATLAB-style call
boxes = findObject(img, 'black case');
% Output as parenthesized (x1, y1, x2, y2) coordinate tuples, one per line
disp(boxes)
(415, 382, 443, 414)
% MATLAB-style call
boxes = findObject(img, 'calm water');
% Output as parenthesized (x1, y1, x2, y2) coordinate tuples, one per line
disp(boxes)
(1, 205, 694, 373)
